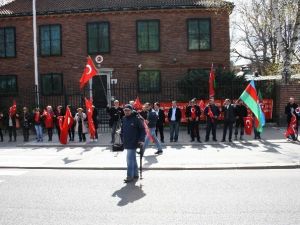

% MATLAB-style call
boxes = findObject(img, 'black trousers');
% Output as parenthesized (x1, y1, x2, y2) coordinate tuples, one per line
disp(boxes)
(47, 128, 53, 141)
(190, 120, 200, 141)
(155, 124, 164, 142)
(23, 127, 29, 141)
(187, 120, 191, 134)
(78, 125, 86, 142)
(56, 124, 61, 138)
(68, 126, 75, 141)
(8, 126, 17, 141)
(222, 121, 234, 141)
(0, 128, 3, 141)
(205, 122, 217, 140)
(234, 119, 244, 137)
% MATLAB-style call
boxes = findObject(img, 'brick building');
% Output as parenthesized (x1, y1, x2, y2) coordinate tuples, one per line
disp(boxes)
(0, 0, 233, 109)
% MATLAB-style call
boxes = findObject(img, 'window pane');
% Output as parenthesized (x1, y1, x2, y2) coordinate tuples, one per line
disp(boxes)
(40, 26, 50, 55)
(41, 75, 52, 95)
(52, 74, 63, 94)
(148, 21, 159, 51)
(99, 23, 109, 52)
(188, 19, 211, 50)
(0, 29, 4, 57)
(50, 25, 61, 55)
(0, 76, 17, 94)
(137, 22, 148, 51)
(138, 71, 160, 92)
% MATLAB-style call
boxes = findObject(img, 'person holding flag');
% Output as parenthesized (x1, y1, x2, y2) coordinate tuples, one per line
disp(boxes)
(42, 105, 55, 141)
(186, 98, 201, 142)
(234, 99, 248, 140)
(106, 100, 124, 144)
(239, 80, 265, 138)
(204, 98, 220, 142)
(7, 101, 19, 142)
(285, 97, 299, 141)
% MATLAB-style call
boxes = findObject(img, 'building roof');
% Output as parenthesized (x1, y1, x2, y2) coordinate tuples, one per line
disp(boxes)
(0, 0, 233, 17)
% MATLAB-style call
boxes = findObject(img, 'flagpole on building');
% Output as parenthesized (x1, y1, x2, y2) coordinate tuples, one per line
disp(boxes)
(33, 0, 40, 107)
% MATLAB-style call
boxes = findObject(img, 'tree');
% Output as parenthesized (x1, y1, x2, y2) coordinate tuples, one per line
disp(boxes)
(272, 0, 300, 83)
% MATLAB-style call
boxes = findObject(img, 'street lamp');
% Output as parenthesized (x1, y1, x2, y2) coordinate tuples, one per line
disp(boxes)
(32, 0, 40, 107)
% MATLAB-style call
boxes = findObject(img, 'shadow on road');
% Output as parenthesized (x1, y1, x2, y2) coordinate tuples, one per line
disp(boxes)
(112, 181, 146, 206)
(144, 155, 158, 167)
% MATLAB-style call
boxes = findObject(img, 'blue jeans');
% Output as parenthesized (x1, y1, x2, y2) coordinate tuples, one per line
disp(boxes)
(34, 125, 43, 141)
(144, 127, 162, 151)
(126, 149, 138, 178)
(169, 121, 179, 141)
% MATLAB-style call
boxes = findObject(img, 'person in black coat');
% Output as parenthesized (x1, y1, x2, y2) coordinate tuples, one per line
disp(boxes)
(186, 99, 201, 142)
(6, 109, 19, 142)
(167, 100, 182, 142)
(285, 97, 299, 134)
(92, 105, 99, 141)
(204, 98, 220, 142)
(234, 100, 248, 140)
(20, 107, 31, 142)
(154, 102, 165, 143)
(106, 100, 124, 144)
(221, 99, 236, 142)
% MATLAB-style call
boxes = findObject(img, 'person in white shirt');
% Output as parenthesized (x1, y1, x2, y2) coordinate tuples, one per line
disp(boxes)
(167, 101, 182, 142)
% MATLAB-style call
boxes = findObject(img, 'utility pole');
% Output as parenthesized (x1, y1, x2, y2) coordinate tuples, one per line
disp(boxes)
(32, 0, 40, 107)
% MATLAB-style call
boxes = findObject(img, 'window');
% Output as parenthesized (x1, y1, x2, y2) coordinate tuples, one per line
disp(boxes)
(87, 22, 110, 54)
(0, 27, 16, 58)
(138, 70, 160, 93)
(41, 73, 63, 95)
(187, 19, 211, 50)
(137, 20, 160, 52)
(0, 75, 17, 95)
(39, 24, 61, 56)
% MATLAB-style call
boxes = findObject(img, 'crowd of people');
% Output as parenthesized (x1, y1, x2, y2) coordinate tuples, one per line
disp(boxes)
(0, 105, 99, 143)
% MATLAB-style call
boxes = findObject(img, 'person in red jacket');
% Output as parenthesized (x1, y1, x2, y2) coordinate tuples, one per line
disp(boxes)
(43, 105, 54, 141)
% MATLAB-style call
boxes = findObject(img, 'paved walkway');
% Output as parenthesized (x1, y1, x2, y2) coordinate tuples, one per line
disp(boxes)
(0, 126, 299, 170)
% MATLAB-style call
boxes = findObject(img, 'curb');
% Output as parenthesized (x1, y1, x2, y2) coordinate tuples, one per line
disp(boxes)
(0, 165, 299, 170)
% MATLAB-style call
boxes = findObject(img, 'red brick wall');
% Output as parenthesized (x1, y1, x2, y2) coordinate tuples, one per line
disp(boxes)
(275, 83, 300, 125)
(0, 9, 230, 108)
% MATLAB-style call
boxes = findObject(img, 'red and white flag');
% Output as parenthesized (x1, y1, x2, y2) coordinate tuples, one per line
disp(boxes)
(85, 98, 96, 139)
(209, 63, 215, 98)
(133, 96, 143, 111)
(79, 56, 98, 89)
(60, 106, 72, 145)
(9, 100, 17, 116)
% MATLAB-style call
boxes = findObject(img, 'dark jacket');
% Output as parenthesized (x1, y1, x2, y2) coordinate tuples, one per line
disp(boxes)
(222, 104, 236, 123)
(147, 110, 158, 128)
(235, 104, 248, 120)
(139, 110, 148, 120)
(168, 107, 182, 122)
(185, 105, 201, 120)
(20, 112, 31, 128)
(285, 103, 299, 123)
(204, 104, 220, 123)
(106, 106, 124, 126)
(121, 114, 146, 149)
(155, 109, 165, 126)
(5, 113, 19, 127)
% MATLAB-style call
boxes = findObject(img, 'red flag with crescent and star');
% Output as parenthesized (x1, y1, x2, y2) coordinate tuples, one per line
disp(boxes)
(59, 106, 72, 145)
(133, 96, 143, 111)
(9, 100, 17, 117)
(244, 116, 253, 135)
(79, 56, 98, 89)
(85, 98, 96, 139)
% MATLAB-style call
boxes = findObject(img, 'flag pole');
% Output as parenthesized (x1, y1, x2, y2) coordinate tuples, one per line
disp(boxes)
(32, 0, 40, 107)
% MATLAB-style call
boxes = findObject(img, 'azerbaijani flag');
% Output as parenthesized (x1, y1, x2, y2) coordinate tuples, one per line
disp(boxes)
(239, 80, 265, 132)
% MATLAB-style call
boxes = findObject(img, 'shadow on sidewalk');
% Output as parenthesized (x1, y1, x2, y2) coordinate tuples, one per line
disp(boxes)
(112, 181, 146, 206)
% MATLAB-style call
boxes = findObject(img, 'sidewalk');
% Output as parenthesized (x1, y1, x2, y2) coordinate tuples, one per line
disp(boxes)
(0, 126, 299, 170)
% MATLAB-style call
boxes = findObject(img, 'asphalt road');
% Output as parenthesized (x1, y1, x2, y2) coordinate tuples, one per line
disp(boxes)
(0, 169, 299, 225)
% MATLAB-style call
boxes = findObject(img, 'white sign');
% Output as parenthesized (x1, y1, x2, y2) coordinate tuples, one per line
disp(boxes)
(111, 79, 117, 84)
(95, 55, 103, 64)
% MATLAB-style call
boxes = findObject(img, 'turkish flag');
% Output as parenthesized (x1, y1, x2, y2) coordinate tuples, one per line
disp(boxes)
(59, 106, 72, 145)
(244, 116, 253, 135)
(79, 56, 98, 89)
(209, 63, 215, 97)
(9, 100, 17, 116)
(133, 96, 143, 111)
(85, 98, 96, 139)
(285, 114, 297, 138)
(143, 119, 154, 143)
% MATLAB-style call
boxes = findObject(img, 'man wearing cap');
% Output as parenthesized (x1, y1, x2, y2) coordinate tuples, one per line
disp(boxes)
(106, 100, 124, 144)
(121, 104, 145, 183)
